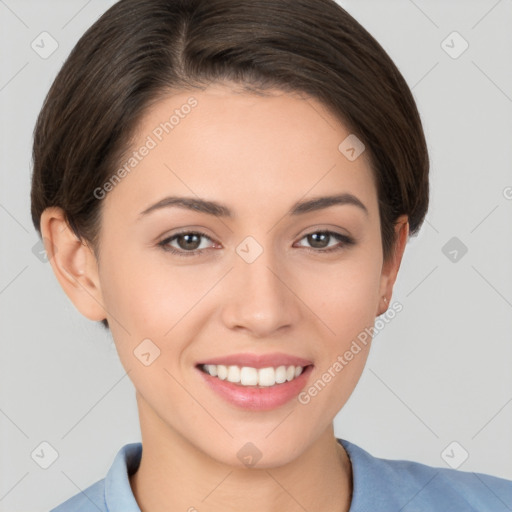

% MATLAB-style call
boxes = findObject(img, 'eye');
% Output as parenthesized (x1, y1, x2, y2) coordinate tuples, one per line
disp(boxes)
(158, 229, 354, 257)
(158, 230, 216, 257)
(294, 230, 354, 253)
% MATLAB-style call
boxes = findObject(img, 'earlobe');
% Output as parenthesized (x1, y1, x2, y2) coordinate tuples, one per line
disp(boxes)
(40, 207, 106, 322)
(376, 215, 409, 316)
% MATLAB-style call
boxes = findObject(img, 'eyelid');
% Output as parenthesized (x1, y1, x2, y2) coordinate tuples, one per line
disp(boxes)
(157, 229, 218, 255)
(157, 227, 355, 257)
(293, 230, 355, 251)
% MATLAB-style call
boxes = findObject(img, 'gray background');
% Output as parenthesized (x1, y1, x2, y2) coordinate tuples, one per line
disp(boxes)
(1, 0, 511, 510)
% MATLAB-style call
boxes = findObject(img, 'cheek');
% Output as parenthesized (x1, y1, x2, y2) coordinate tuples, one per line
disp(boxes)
(99, 250, 218, 371)
(295, 264, 380, 427)
(299, 254, 382, 343)
(100, 248, 198, 331)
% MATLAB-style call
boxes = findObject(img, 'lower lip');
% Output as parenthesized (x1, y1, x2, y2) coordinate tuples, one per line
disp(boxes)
(196, 365, 314, 411)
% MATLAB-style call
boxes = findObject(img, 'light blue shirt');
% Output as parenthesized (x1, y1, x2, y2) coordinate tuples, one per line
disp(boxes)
(50, 439, 512, 511)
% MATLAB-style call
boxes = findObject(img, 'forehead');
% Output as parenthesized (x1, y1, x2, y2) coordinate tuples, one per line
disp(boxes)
(102, 83, 378, 221)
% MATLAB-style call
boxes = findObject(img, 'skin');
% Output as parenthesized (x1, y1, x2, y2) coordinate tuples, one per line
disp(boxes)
(41, 82, 408, 512)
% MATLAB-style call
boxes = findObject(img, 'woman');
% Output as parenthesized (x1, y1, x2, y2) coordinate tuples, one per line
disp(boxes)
(31, 0, 512, 510)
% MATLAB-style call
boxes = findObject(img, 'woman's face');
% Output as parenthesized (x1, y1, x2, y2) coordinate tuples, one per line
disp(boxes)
(89, 82, 403, 466)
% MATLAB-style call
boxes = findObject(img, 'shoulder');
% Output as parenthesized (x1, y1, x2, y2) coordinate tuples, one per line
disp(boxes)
(338, 439, 512, 511)
(49, 442, 142, 512)
(50, 479, 106, 512)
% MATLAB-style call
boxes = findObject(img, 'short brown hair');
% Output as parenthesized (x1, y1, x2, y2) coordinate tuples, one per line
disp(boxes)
(31, 0, 429, 329)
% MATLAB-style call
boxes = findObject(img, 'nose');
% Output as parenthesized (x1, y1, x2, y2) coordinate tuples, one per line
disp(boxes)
(220, 245, 301, 338)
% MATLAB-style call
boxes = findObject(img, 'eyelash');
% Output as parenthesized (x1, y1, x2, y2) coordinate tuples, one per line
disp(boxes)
(157, 230, 355, 257)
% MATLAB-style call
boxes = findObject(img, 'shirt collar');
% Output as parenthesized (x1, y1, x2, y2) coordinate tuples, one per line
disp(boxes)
(103, 440, 359, 511)
(104, 442, 143, 512)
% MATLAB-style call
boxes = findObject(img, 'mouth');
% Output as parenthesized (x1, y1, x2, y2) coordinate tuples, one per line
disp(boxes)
(195, 353, 314, 411)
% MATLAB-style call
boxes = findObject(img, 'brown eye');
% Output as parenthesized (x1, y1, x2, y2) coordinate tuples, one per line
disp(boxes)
(176, 233, 202, 250)
(296, 230, 354, 253)
(307, 232, 331, 249)
(158, 231, 215, 256)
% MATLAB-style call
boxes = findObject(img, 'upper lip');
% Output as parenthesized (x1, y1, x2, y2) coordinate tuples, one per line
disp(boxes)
(197, 352, 313, 369)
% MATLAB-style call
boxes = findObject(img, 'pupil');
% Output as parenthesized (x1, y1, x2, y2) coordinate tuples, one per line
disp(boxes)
(309, 232, 329, 248)
(179, 234, 200, 250)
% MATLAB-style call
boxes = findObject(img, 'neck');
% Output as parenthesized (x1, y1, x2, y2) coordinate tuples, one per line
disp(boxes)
(130, 395, 352, 512)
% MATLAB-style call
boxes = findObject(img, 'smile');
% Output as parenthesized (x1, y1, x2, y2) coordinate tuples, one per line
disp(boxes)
(199, 364, 305, 387)
(196, 359, 314, 411)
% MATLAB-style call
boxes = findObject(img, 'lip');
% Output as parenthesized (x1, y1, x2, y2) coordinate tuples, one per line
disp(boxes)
(196, 363, 314, 411)
(196, 352, 313, 369)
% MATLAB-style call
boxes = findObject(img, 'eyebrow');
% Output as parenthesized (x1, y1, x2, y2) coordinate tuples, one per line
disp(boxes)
(138, 193, 368, 219)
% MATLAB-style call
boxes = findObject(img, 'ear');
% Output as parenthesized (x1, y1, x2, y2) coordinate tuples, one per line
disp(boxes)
(376, 214, 409, 316)
(39, 207, 106, 322)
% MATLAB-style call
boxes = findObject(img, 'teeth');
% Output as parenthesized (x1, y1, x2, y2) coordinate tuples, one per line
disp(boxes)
(227, 365, 241, 383)
(275, 365, 287, 384)
(240, 366, 258, 386)
(202, 364, 305, 387)
(205, 364, 218, 377)
(217, 365, 228, 380)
